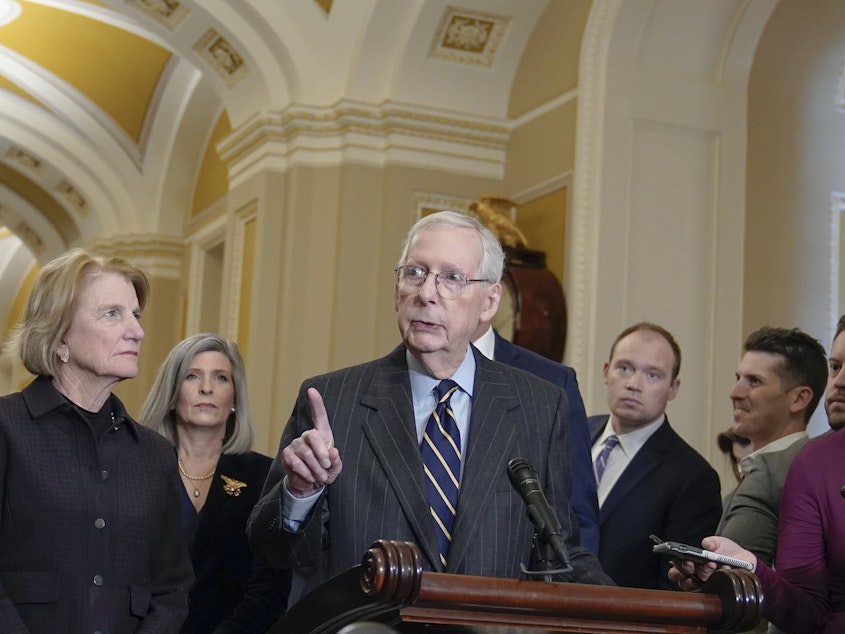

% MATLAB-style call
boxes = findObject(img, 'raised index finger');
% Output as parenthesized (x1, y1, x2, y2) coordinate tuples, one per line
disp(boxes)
(306, 387, 333, 448)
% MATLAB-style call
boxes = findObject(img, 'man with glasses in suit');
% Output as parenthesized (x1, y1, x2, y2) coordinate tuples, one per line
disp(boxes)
(249, 210, 612, 605)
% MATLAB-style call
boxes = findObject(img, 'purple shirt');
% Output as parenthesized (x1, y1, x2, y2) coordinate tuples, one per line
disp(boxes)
(756, 427, 845, 632)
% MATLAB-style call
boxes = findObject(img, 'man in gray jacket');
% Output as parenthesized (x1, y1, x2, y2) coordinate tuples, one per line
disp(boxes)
(717, 326, 826, 632)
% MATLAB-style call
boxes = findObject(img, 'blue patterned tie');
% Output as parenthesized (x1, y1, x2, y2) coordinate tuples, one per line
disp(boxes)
(421, 379, 461, 567)
(593, 434, 619, 483)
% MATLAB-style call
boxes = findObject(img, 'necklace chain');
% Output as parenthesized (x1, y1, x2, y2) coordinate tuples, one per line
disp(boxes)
(177, 457, 216, 480)
(178, 457, 216, 498)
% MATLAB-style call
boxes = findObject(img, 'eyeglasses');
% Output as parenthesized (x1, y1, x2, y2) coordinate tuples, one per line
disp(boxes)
(395, 265, 489, 300)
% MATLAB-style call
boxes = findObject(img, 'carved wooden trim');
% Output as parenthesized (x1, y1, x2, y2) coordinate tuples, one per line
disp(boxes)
(272, 539, 763, 633)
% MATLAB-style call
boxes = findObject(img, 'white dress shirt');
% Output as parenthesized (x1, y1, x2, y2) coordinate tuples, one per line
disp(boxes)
(592, 415, 665, 507)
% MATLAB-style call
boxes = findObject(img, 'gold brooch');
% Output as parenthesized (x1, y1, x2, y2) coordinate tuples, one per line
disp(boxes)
(221, 475, 247, 497)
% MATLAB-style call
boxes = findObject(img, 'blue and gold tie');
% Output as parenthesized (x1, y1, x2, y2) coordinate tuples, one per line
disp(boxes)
(421, 379, 461, 567)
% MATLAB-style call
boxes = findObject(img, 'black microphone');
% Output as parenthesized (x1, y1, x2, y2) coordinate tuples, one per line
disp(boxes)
(507, 457, 572, 572)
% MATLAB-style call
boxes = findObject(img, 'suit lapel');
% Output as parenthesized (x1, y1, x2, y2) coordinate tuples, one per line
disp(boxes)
(588, 415, 609, 443)
(359, 348, 441, 568)
(447, 351, 520, 571)
(599, 421, 672, 523)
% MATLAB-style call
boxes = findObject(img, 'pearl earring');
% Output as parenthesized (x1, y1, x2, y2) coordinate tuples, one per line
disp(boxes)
(230, 407, 236, 413)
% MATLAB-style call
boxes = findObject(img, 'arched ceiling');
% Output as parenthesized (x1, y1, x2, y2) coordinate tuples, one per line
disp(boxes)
(0, 0, 578, 331)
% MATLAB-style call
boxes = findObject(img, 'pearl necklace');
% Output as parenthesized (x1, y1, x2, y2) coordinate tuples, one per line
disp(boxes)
(178, 457, 216, 498)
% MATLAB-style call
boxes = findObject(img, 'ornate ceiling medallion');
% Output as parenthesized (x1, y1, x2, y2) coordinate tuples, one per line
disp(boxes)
(125, 0, 189, 30)
(5, 147, 43, 177)
(194, 29, 250, 88)
(9, 220, 44, 255)
(55, 180, 89, 218)
(430, 7, 510, 68)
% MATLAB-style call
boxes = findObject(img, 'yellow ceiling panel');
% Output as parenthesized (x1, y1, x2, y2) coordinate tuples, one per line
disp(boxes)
(191, 110, 231, 216)
(0, 1, 171, 143)
(0, 74, 42, 107)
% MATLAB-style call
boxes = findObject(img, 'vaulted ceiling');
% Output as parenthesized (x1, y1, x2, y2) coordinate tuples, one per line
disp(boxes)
(0, 0, 579, 307)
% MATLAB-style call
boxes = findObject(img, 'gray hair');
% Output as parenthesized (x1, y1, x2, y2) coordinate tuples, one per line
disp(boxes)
(396, 210, 505, 283)
(139, 333, 254, 454)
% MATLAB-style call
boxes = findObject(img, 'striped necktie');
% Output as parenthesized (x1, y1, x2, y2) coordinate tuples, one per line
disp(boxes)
(593, 434, 619, 483)
(421, 379, 461, 568)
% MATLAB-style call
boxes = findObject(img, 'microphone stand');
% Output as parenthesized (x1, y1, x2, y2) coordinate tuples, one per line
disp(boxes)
(507, 457, 574, 581)
(521, 504, 573, 581)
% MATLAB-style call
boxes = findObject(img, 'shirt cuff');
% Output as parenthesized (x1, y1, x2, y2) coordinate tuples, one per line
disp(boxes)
(282, 476, 324, 531)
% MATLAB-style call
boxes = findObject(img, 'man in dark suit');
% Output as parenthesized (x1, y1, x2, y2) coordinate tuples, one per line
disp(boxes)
(248, 210, 612, 603)
(588, 322, 721, 590)
(472, 323, 599, 555)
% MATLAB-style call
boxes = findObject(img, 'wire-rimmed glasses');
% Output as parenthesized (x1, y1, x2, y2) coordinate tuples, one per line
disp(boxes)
(394, 265, 489, 300)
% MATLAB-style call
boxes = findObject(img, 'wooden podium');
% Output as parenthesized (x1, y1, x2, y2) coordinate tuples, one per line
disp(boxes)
(270, 540, 763, 633)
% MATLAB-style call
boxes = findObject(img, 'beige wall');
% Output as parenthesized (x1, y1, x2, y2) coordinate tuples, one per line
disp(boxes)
(566, 0, 785, 494)
(745, 0, 845, 435)
(114, 275, 182, 416)
(507, 0, 589, 118)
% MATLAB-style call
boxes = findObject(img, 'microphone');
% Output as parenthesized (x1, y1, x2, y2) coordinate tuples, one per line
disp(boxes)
(507, 457, 572, 573)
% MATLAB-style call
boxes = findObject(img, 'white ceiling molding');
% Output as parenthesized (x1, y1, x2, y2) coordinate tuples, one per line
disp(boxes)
(89, 233, 184, 279)
(217, 100, 510, 185)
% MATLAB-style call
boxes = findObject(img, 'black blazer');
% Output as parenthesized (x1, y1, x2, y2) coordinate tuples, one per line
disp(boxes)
(249, 345, 613, 600)
(588, 415, 722, 590)
(182, 451, 290, 634)
(0, 376, 193, 633)
(492, 331, 600, 554)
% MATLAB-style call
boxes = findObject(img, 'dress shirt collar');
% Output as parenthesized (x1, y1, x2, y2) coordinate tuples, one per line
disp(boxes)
(739, 430, 807, 475)
(407, 345, 476, 402)
(595, 413, 666, 459)
(472, 326, 496, 360)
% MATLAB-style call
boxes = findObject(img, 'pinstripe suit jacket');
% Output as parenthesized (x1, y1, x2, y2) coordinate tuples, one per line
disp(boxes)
(248, 345, 612, 597)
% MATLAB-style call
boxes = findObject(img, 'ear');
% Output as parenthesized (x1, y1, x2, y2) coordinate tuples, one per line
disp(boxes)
(394, 284, 400, 312)
(667, 378, 681, 401)
(602, 362, 610, 383)
(478, 282, 501, 322)
(788, 385, 813, 415)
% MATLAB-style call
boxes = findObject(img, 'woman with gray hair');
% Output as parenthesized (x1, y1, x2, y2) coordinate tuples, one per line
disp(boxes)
(140, 333, 289, 633)
(0, 248, 193, 633)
